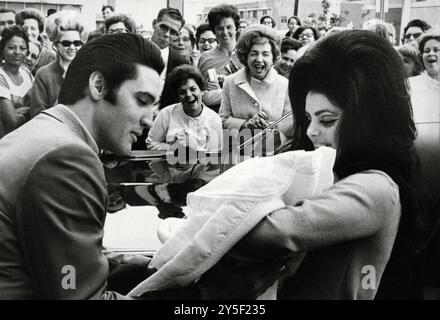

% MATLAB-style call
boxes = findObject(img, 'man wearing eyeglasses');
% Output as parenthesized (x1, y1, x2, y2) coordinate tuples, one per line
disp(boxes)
(402, 19, 431, 46)
(150, 8, 187, 87)
(131, 7, 188, 150)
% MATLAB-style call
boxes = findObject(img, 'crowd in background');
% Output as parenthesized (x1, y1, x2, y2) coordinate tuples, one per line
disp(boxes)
(1, 4, 438, 145)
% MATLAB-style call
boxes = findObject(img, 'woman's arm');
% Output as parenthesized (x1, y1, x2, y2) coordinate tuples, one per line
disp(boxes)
(233, 171, 400, 259)
(277, 92, 295, 138)
(146, 109, 172, 151)
(0, 97, 20, 134)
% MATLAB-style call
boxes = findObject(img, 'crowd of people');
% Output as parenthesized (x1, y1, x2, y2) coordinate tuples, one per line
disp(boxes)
(0, 3, 439, 300)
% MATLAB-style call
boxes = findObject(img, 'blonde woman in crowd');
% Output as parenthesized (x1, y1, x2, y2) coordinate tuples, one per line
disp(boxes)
(29, 10, 88, 118)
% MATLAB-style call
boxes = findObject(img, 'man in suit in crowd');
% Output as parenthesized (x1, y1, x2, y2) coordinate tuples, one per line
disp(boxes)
(131, 7, 188, 149)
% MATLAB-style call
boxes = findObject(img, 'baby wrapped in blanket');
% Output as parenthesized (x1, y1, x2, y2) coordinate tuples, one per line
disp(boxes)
(128, 147, 336, 298)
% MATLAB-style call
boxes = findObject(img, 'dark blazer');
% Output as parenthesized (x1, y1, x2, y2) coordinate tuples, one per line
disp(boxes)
(0, 105, 125, 299)
(166, 47, 188, 75)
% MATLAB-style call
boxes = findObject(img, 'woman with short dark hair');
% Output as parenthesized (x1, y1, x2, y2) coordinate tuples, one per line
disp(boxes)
(14, 8, 56, 75)
(285, 16, 301, 38)
(147, 65, 222, 153)
(274, 37, 302, 78)
(292, 25, 320, 48)
(171, 24, 197, 66)
(260, 15, 276, 28)
(197, 4, 243, 112)
(104, 13, 136, 34)
(195, 23, 217, 54)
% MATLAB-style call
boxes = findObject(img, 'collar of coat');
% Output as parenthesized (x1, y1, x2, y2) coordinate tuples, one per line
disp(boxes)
(233, 67, 278, 102)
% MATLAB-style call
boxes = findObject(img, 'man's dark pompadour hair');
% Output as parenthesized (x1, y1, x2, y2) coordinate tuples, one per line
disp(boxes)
(58, 33, 164, 105)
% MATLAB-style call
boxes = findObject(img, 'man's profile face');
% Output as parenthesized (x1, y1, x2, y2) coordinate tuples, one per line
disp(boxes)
(0, 11, 15, 34)
(151, 13, 182, 49)
(97, 64, 161, 155)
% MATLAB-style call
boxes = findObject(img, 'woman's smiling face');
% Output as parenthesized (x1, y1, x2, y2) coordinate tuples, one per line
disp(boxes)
(177, 78, 203, 117)
(247, 39, 273, 80)
(422, 39, 440, 78)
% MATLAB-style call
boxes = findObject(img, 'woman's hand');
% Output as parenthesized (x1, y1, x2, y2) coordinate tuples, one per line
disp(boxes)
(205, 80, 221, 91)
(243, 111, 270, 130)
(16, 106, 30, 126)
(173, 130, 199, 150)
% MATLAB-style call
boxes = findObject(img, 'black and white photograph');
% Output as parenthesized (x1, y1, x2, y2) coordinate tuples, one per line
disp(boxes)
(0, 0, 439, 307)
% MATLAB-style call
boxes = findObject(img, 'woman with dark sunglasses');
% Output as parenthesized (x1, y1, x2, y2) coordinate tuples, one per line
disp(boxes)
(402, 19, 431, 45)
(29, 10, 88, 118)
(195, 23, 217, 54)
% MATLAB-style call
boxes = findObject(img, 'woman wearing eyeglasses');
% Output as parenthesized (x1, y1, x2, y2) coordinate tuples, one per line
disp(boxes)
(171, 24, 198, 66)
(104, 13, 136, 34)
(402, 19, 431, 46)
(196, 24, 218, 54)
(14, 8, 56, 76)
(197, 4, 243, 112)
(293, 26, 320, 46)
(29, 10, 87, 118)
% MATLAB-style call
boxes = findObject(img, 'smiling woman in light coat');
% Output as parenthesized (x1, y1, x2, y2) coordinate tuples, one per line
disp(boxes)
(219, 25, 294, 142)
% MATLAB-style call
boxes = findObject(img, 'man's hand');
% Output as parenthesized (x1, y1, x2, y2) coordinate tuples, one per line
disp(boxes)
(242, 111, 270, 130)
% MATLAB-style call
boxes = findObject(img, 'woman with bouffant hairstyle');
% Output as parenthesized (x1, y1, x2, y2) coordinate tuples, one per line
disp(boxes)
(29, 10, 88, 117)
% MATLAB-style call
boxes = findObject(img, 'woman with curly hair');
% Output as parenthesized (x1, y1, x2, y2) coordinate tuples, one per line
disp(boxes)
(219, 25, 293, 142)
(203, 30, 425, 300)
(29, 10, 88, 118)
(15, 8, 56, 74)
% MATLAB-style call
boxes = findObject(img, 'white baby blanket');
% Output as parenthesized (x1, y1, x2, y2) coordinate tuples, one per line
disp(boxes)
(128, 147, 336, 297)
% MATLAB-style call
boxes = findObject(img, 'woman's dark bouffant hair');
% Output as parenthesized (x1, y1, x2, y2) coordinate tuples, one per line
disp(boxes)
(159, 65, 205, 109)
(104, 13, 137, 33)
(0, 26, 29, 60)
(292, 25, 320, 42)
(289, 30, 426, 299)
